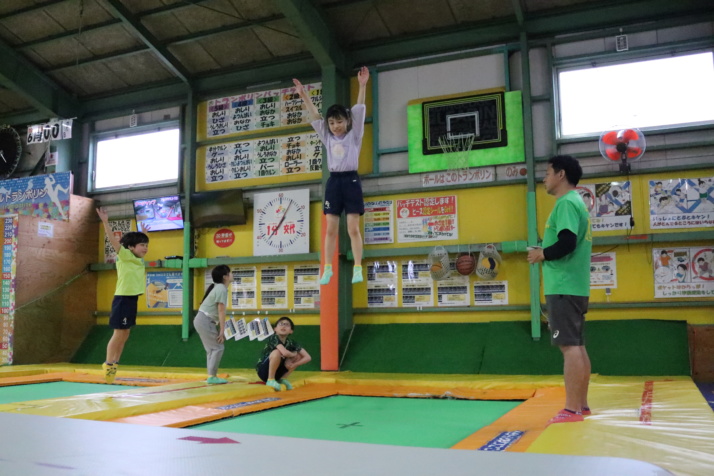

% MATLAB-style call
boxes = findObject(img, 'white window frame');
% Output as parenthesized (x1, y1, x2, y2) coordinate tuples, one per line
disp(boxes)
(554, 49, 714, 140)
(89, 121, 181, 193)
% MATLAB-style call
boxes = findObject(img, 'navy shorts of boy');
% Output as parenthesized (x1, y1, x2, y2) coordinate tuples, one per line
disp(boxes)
(323, 171, 364, 215)
(257, 357, 289, 382)
(110, 295, 139, 329)
(545, 294, 589, 346)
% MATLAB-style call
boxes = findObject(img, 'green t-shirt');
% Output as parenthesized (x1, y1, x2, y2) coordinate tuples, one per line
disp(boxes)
(542, 190, 592, 296)
(256, 334, 302, 368)
(115, 246, 146, 296)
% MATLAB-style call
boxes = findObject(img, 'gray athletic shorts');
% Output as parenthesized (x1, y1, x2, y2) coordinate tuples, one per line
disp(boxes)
(545, 294, 589, 346)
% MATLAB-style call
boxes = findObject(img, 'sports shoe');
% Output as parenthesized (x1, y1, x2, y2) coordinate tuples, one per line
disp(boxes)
(581, 407, 592, 416)
(278, 378, 293, 390)
(207, 376, 228, 385)
(265, 379, 281, 391)
(548, 409, 584, 424)
(319, 266, 333, 285)
(352, 265, 363, 284)
(102, 362, 117, 384)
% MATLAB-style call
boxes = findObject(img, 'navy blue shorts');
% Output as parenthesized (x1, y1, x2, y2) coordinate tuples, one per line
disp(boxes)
(109, 295, 139, 329)
(256, 356, 288, 382)
(323, 171, 364, 216)
(545, 294, 589, 346)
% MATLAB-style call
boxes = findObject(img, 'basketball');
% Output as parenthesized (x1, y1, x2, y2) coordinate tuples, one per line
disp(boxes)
(455, 254, 476, 275)
(430, 262, 443, 273)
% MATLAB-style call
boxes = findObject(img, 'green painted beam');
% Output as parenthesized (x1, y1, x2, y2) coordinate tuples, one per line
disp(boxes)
(205, 253, 321, 266)
(524, 0, 714, 37)
(589, 301, 714, 309)
(104, 0, 193, 84)
(80, 81, 188, 119)
(274, 0, 348, 72)
(0, 38, 79, 119)
(354, 305, 531, 313)
(351, 21, 521, 66)
(593, 231, 714, 246)
(362, 242, 527, 260)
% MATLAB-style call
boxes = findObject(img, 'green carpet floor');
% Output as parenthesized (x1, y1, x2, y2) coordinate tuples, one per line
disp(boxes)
(193, 395, 520, 448)
(0, 382, 125, 404)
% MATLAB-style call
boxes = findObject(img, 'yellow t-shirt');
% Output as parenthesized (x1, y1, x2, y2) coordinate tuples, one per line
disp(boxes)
(115, 246, 146, 296)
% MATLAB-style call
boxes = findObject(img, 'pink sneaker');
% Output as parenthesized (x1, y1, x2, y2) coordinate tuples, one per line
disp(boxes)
(581, 407, 592, 416)
(548, 409, 584, 424)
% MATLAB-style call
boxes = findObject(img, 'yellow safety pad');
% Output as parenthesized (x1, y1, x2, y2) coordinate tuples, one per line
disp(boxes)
(0, 377, 268, 421)
(527, 377, 714, 476)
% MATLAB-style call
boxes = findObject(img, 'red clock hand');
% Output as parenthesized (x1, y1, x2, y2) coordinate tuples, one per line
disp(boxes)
(271, 201, 292, 237)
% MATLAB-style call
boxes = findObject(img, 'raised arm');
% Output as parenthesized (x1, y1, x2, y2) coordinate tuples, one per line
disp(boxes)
(97, 207, 121, 253)
(356, 66, 369, 105)
(292, 78, 321, 123)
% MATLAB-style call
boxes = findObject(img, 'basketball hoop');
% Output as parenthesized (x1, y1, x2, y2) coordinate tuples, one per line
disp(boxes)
(438, 133, 474, 175)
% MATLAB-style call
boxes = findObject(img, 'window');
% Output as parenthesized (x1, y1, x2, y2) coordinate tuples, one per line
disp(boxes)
(92, 125, 180, 191)
(557, 51, 714, 138)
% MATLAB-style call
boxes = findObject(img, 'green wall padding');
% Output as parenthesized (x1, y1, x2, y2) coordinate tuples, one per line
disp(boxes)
(340, 323, 490, 374)
(72, 320, 690, 376)
(586, 320, 690, 376)
(479, 321, 563, 375)
(71, 324, 321, 373)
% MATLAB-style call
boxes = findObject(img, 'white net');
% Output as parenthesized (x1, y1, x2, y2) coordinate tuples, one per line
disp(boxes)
(437, 134, 475, 174)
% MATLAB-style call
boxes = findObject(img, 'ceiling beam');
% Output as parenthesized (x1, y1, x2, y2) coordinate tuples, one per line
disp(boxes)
(0, 0, 66, 21)
(511, 0, 527, 26)
(103, 0, 192, 85)
(274, 0, 348, 72)
(80, 54, 320, 118)
(524, 0, 714, 37)
(0, 37, 78, 120)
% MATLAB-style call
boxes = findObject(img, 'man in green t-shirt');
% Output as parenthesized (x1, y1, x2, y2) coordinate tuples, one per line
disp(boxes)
(528, 155, 592, 424)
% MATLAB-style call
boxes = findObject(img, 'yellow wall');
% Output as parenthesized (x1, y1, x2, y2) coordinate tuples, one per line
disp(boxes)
(96, 81, 713, 326)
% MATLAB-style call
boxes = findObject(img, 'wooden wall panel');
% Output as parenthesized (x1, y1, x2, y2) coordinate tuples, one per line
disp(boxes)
(13, 195, 98, 364)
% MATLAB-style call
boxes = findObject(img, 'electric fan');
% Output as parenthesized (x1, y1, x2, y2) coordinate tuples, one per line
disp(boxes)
(598, 128, 646, 173)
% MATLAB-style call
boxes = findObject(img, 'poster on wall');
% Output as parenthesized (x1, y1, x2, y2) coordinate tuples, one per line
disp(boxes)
(649, 177, 714, 229)
(293, 264, 320, 309)
(366, 261, 398, 308)
(401, 260, 434, 307)
(590, 252, 617, 288)
(436, 265, 470, 306)
(363, 200, 394, 245)
(205, 132, 322, 183)
(145, 271, 183, 308)
(0, 216, 18, 365)
(576, 181, 632, 232)
(205, 83, 322, 138)
(396, 195, 458, 243)
(230, 266, 257, 309)
(104, 219, 132, 263)
(473, 280, 508, 306)
(653, 247, 714, 298)
(261, 265, 288, 309)
(0, 172, 72, 221)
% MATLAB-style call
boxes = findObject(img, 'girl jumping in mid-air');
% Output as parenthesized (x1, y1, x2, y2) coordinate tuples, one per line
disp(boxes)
(293, 66, 369, 285)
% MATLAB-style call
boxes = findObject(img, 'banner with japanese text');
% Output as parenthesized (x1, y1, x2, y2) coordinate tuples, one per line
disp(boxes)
(0, 172, 72, 221)
(396, 195, 458, 242)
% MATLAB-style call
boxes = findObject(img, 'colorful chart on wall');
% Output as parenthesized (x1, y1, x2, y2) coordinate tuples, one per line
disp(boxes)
(576, 181, 632, 233)
(649, 177, 714, 229)
(653, 247, 714, 298)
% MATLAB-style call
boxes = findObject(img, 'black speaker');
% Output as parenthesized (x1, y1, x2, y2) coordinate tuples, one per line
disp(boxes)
(191, 189, 246, 228)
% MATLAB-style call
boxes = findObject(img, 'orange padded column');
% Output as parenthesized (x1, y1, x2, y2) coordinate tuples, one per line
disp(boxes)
(319, 213, 339, 370)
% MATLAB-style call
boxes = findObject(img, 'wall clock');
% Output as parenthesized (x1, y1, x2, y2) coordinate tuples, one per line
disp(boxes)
(253, 189, 310, 256)
(0, 126, 22, 178)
